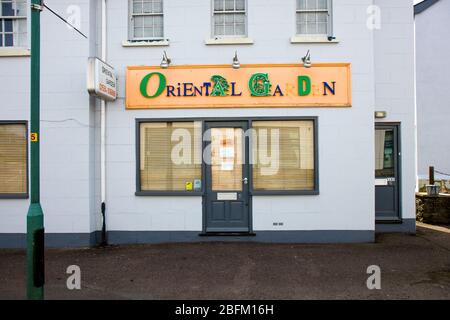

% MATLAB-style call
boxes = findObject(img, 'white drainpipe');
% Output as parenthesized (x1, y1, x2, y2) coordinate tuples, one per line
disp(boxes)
(100, 0, 107, 245)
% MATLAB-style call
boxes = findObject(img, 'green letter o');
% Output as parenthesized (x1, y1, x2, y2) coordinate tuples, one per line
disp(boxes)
(140, 72, 166, 98)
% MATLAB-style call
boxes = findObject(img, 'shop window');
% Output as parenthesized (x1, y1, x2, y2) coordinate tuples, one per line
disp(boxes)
(138, 121, 202, 192)
(0, 0, 27, 47)
(0, 122, 27, 196)
(129, 0, 164, 41)
(296, 0, 332, 37)
(252, 120, 316, 192)
(213, 0, 246, 37)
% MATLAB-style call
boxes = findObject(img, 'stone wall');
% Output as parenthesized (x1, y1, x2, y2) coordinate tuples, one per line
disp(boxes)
(416, 194, 450, 225)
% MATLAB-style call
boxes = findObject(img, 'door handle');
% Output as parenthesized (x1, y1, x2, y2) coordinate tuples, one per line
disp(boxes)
(242, 177, 248, 184)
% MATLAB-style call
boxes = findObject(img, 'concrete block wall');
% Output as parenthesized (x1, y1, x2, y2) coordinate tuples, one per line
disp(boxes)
(0, 0, 417, 246)
(415, 0, 450, 181)
(374, 0, 416, 222)
(0, 0, 100, 247)
(105, 0, 377, 234)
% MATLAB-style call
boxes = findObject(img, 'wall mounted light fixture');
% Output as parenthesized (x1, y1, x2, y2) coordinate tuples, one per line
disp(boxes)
(374, 111, 387, 119)
(160, 51, 171, 68)
(232, 51, 240, 69)
(302, 50, 312, 68)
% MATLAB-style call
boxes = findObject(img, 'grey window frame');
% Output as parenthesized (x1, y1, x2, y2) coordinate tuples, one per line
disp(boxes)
(128, 0, 165, 42)
(211, 0, 248, 38)
(295, 0, 333, 38)
(0, 120, 29, 199)
(0, 0, 27, 48)
(136, 117, 319, 196)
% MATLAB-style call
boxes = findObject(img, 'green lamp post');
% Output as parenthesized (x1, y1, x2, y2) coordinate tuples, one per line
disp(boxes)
(27, 0, 45, 300)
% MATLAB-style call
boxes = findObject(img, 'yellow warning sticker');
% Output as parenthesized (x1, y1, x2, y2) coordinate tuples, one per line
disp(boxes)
(30, 133, 38, 142)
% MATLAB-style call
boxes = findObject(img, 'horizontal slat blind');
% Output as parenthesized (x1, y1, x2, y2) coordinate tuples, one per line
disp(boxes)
(0, 123, 27, 194)
(140, 121, 202, 191)
(252, 121, 315, 191)
(211, 127, 243, 191)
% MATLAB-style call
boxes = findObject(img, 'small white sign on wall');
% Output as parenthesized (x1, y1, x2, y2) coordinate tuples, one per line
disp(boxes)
(87, 57, 117, 101)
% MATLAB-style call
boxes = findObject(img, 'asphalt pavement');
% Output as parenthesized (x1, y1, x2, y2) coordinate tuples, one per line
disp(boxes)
(0, 222, 449, 299)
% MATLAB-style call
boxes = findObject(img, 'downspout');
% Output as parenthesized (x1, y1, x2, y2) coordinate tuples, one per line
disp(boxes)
(100, 0, 107, 246)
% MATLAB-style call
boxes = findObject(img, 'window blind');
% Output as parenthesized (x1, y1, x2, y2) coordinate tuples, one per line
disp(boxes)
(140, 122, 202, 191)
(0, 123, 27, 194)
(252, 121, 315, 191)
(210, 127, 243, 191)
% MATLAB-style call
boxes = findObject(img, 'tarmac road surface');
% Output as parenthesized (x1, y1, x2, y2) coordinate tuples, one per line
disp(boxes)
(0, 223, 449, 300)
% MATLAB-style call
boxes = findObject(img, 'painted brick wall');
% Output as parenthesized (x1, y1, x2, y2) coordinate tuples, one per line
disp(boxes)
(0, 0, 416, 240)
(374, 0, 416, 220)
(415, 0, 450, 181)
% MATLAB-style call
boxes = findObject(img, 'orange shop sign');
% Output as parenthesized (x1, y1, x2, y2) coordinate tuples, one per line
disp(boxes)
(125, 63, 352, 109)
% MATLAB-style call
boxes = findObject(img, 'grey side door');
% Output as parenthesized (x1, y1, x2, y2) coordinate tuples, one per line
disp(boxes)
(204, 121, 250, 233)
(375, 124, 401, 221)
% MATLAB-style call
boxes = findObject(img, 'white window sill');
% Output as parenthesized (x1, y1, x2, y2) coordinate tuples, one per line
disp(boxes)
(0, 48, 30, 57)
(205, 37, 254, 45)
(122, 39, 169, 47)
(290, 36, 339, 44)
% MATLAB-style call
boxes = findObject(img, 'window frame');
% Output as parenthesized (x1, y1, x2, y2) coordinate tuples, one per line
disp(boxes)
(0, 120, 29, 199)
(128, 0, 165, 42)
(211, 0, 248, 39)
(136, 117, 319, 196)
(0, 0, 28, 48)
(295, 0, 333, 38)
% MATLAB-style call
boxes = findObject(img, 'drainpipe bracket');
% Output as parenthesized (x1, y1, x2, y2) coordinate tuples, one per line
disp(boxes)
(31, 3, 43, 11)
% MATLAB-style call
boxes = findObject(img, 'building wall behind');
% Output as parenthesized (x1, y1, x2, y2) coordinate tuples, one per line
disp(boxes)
(374, 0, 416, 221)
(415, 0, 450, 182)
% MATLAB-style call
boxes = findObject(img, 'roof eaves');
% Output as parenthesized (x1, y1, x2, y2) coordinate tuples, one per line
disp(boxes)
(414, 0, 441, 15)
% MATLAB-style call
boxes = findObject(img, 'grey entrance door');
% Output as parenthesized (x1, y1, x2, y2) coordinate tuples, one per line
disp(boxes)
(204, 121, 250, 233)
(375, 124, 401, 221)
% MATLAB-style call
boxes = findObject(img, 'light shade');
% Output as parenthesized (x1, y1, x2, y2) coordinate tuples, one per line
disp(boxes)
(374, 111, 387, 119)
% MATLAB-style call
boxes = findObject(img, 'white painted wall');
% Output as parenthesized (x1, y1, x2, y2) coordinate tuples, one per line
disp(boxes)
(0, 0, 100, 235)
(105, 0, 378, 233)
(0, 0, 416, 238)
(415, 0, 450, 181)
(374, 0, 416, 220)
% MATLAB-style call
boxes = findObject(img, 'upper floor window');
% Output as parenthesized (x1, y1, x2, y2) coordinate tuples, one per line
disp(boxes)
(213, 0, 246, 37)
(296, 0, 332, 37)
(0, 0, 27, 47)
(129, 0, 164, 41)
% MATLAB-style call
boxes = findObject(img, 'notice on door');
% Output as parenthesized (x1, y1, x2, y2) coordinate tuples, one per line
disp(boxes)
(217, 193, 238, 200)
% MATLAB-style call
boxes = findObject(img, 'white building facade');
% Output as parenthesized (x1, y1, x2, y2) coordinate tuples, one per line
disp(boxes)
(0, 0, 416, 248)
(415, 0, 450, 186)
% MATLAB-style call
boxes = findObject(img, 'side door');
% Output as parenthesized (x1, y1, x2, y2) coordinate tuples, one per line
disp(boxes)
(375, 124, 401, 221)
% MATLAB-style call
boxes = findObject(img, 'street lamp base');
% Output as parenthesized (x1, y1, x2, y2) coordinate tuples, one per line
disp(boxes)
(27, 203, 44, 300)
